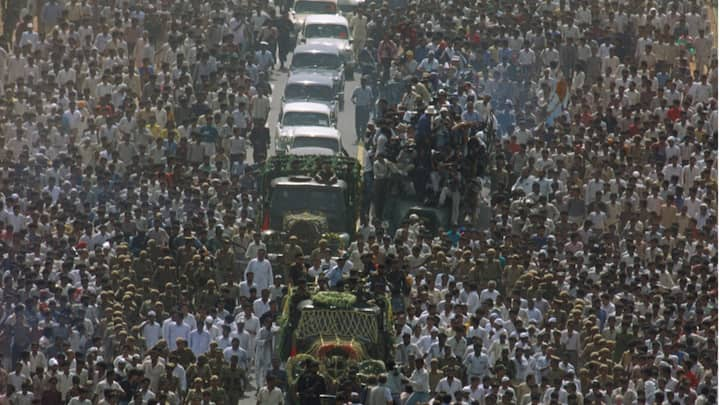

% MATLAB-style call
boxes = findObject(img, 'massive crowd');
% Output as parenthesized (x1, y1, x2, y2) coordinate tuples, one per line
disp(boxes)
(0, 0, 717, 404)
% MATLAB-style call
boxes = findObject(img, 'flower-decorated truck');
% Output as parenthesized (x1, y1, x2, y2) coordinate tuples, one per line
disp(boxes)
(258, 154, 362, 257)
(277, 289, 394, 403)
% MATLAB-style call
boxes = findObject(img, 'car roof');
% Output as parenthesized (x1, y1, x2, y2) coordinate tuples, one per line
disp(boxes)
(304, 14, 349, 25)
(286, 72, 336, 85)
(293, 43, 341, 55)
(287, 147, 337, 156)
(282, 102, 332, 114)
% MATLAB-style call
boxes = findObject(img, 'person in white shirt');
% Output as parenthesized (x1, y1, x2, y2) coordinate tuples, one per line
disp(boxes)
(140, 311, 162, 350)
(163, 312, 191, 352)
(403, 358, 430, 405)
(245, 248, 273, 291)
(435, 367, 463, 398)
(253, 289, 272, 318)
(463, 375, 485, 402)
(188, 318, 212, 357)
(245, 232, 267, 259)
(464, 341, 490, 383)
(222, 337, 249, 369)
(257, 374, 284, 405)
(235, 305, 260, 361)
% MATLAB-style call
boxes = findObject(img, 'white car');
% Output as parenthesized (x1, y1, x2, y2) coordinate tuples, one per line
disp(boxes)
(290, 0, 338, 32)
(275, 102, 335, 152)
(297, 14, 355, 78)
(285, 127, 346, 156)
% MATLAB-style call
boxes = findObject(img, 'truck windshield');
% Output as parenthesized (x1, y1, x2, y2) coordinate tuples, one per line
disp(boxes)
(270, 187, 344, 213)
(291, 137, 339, 152)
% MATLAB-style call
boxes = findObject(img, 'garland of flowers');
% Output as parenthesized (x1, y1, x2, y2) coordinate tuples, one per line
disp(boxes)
(312, 291, 357, 309)
(321, 232, 346, 250)
(357, 360, 387, 379)
(309, 337, 366, 360)
(286, 353, 316, 386)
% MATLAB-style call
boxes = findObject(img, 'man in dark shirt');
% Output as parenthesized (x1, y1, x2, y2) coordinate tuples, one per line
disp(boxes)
(295, 359, 326, 405)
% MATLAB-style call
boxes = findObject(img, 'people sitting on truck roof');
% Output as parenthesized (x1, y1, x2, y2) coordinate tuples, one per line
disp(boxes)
(314, 162, 339, 184)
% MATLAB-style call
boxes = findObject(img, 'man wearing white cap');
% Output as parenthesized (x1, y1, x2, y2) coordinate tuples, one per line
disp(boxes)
(140, 311, 161, 350)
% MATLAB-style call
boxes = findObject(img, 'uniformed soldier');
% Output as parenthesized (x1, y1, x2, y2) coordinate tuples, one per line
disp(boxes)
(476, 248, 502, 292)
(502, 254, 524, 291)
(173, 338, 196, 368)
(283, 235, 304, 268)
(185, 377, 205, 403)
(187, 354, 213, 385)
(215, 240, 235, 283)
(207, 375, 226, 404)
(221, 355, 246, 405)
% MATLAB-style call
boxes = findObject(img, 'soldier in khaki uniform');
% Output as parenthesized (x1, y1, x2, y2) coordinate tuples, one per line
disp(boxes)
(185, 377, 205, 403)
(473, 248, 502, 291)
(283, 235, 304, 270)
(502, 254, 524, 292)
(215, 239, 235, 283)
(173, 338, 196, 368)
(453, 250, 475, 283)
(221, 355, 247, 405)
(187, 354, 213, 385)
(207, 375, 227, 404)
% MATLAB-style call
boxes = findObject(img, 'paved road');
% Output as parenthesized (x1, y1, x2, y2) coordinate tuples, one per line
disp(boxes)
(239, 59, 362, 405)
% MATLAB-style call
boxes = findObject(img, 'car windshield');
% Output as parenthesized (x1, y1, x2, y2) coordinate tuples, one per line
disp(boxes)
(305, 24, 348, 39)
(291, 53, 341, 70)
(270, 187, 344, 215)
(291, 136, 339, 152)
(284, 84, 335, 101)
(294, 0, 337, 13)
(282, 112, 331, 127)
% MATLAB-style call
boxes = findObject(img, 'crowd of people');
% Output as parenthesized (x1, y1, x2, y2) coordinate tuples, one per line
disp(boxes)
(0, 0, 717, 404)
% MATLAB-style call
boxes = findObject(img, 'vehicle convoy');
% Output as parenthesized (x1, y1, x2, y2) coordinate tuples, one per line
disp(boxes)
(274, 102, 336, 152)
(297, 14, 355, 78)
(259, 155, 361, 255)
